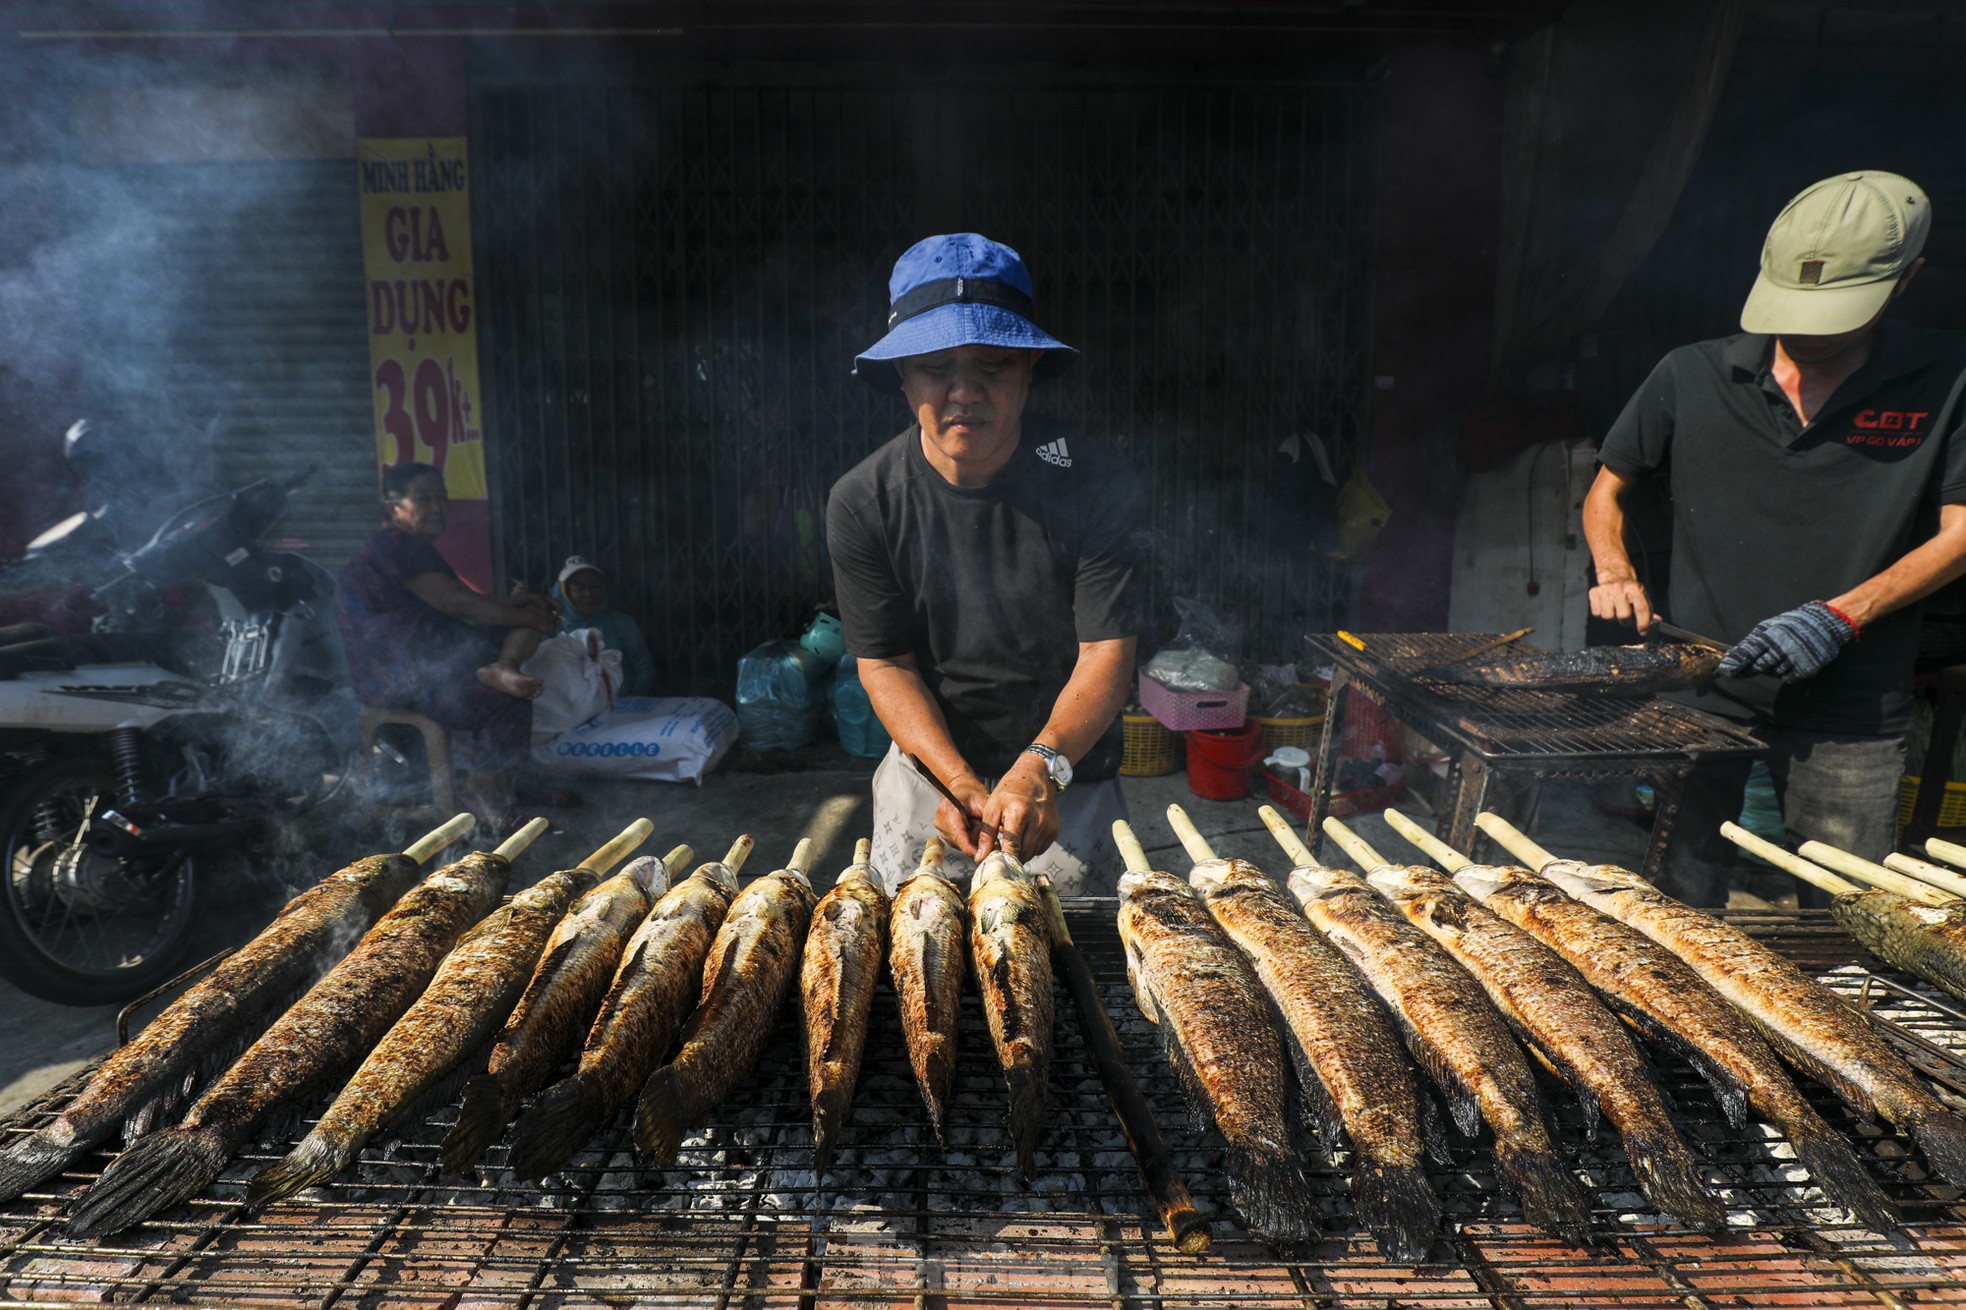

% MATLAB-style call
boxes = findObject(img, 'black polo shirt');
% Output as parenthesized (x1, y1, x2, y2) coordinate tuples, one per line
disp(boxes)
(826, 424, 1150, 780)
(1599, 321, 1966, 735)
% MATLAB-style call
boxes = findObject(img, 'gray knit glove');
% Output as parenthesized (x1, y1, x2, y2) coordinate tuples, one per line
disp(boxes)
(1717, 601, 1858, 681)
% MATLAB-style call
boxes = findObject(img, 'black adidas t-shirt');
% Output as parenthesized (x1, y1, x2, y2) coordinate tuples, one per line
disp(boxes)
(826, 424, 1150, 780)
(1599, 321, 1966, 735)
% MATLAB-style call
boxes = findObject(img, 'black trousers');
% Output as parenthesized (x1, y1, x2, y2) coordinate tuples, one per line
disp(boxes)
(1661, 728, 1905, 909)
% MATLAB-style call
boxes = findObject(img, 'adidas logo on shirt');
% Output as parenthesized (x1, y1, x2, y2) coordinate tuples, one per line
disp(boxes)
(1035, 438, 1073, 468)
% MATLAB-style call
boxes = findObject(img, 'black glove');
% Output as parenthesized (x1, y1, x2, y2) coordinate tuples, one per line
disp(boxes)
(1717, 601, 1858, 681)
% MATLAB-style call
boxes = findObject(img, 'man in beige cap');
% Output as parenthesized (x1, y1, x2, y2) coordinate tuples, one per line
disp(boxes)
(1584, 171, 1966, 906)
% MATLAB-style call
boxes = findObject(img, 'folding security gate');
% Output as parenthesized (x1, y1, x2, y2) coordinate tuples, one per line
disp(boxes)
(471, 72, 1379, 694)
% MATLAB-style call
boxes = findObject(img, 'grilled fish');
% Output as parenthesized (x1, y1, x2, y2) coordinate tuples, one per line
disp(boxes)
(441, 854, 673, 1174)
(1189, 857, 1439, 1262)
(505, 845, 743, 1180)
(802, 840, 890, 1174)
(1540, 858, 1966, 1191)
(969, 842, 1054, 1181)
(1429, 642, 1721, 695)
(635, 848, 816, 1166)
(889, 839, 967, 1145)
(66, 846, 513, 1237)
(1365, 862, 1723, 1230)
(1454, 861, 1897, 1232)
(1834, 886, 1966, 1007)
(246, 863, 600, 1206)
(1119, 867, 1317, 1243)
(1288, 863, 1592, 1245)
(0, 849, 427, 1205)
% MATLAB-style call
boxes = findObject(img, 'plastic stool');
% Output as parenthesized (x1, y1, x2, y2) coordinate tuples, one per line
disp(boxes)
(358, 706, 459, 816)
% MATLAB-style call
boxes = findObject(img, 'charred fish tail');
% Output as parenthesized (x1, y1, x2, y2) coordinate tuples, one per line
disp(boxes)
(810, 1078, 854, 1177)
(633, 1063, 703, 1168)
(505, 1071, 611, 1180)
(440, 1073, 515, 1175)
(1002, 1050, 1048, 1182)
(1351, 1157, 1441, 1264)
(65, 1124, 233, 1239)
(1494, 1140, 1593, 1247)
(1224, 1140, 1321, 1244)
(1788, 1113, 1898, 1232)
(1619, 1119, 1724, 1231)
(0, 1131, 83, 1207)
(1905, 1108, 1966, 1190)
(245, 1129, 354, 1209)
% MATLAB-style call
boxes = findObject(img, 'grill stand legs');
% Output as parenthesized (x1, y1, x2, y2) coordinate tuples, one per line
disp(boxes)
(1302, 669, 1703, 882)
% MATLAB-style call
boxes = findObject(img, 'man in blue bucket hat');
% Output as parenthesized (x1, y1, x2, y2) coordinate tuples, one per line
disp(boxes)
(827, 233, 1150, 892)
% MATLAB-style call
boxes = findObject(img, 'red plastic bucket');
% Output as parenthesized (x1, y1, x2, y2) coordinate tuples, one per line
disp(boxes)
(1184, 719, 1265, 801)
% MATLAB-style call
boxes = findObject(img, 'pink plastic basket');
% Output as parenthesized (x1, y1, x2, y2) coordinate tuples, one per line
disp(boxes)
(1139, 674, 1250, 732)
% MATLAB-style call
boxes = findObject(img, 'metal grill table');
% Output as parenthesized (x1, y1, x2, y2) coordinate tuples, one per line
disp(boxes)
(3, 903, 1966, 1307)
(1303, 632, 1768, 881)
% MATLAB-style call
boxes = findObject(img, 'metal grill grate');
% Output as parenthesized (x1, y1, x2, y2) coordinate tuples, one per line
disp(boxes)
(1307, 632, 1768, 761)
(2, 906, 1965, 1307)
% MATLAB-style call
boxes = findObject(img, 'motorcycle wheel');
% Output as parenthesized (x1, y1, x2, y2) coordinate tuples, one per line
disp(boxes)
(0, 760, 201, 1005)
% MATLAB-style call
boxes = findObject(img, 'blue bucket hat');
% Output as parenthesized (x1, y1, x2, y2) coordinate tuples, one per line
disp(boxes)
(851, 233, 1077, 391)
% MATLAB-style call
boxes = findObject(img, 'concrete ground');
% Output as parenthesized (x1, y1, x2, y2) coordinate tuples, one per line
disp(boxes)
(0, 740, 1787, 1118)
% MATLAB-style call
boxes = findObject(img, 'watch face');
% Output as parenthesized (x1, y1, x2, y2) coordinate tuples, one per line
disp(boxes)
(1050, 753, 1072, 786)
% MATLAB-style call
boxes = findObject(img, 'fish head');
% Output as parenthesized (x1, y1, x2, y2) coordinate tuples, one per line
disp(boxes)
(1118, 867, 1189, 901)
(694, 860, 742, 894)
(1452, 862, 1553, 905)
(974, 847, 1028, 889)
(843, 857, 883, 891)
(1186, 856, 1269, 896)
(1285, 862, 1370, 905)
(1363, 862, 1452, 900)
(1535, 859, 1639, 901)
(619, 855, 671, 898)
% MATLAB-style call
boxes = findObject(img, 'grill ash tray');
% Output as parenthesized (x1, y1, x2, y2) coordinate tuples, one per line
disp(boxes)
(2, 905, 1964, 1307)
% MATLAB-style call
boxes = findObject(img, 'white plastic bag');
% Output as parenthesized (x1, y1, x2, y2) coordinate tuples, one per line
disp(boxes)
(538, 696, 738, 784)
(522, 628, 621, 741)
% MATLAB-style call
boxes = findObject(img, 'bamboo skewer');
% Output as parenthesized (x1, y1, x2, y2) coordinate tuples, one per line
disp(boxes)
(1717, 822, 1865, 898)
(1029, 820, 1207, 1253)
(784, 837, 814, 877)
(1881, 853, 1966, 900)
(1472, 812, 1559, 870)
(578, 819, 655, 873)
(1797, 840, 1952, 906)
(720, 834, 756, 875)
(1257, 804, 1316, 866)
(660, 844, 696, 878)
(492, 818, 551, 861)
(1319, 816, 1392, 873)
(1381, 808, 1471, 872)
(1922, 837, 1966, 874)
(1112, 822, 1152, 873)
(1164, 804, 1217, 863)
(404, 814, 478, 864)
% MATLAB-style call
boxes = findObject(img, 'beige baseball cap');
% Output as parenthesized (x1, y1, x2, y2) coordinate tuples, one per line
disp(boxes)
(1740, 171, 1930, 336)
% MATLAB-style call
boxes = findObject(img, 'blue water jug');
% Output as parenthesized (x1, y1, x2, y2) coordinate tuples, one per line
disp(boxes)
(734, 640, 828, 750)
(831, 654, 892, 759)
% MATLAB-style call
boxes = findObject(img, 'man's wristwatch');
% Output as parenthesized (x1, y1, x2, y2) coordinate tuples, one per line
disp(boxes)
(1023, 742, 1072, 791)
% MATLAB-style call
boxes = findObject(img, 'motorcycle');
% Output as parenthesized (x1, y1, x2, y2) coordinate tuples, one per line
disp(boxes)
(0, 465, 357, 1004)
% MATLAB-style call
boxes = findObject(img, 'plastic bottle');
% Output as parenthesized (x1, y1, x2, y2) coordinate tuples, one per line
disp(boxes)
(830, 654, 892, 759)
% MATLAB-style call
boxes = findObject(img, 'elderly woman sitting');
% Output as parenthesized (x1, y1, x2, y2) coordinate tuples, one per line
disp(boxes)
(335, 462, 558, 829)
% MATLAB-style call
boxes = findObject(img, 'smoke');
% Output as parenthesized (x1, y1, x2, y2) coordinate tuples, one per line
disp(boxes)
(0, 44, 357, 552)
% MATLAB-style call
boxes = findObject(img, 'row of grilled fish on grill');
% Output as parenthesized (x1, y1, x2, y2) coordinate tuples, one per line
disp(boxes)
(9, 802, 1966, 1257)
(0, 814, 1069, 1241)
(1112, 801, 1966, 1258)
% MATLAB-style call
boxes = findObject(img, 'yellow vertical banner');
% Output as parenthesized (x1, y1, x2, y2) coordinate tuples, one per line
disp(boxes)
(358, 137, 492, 590)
